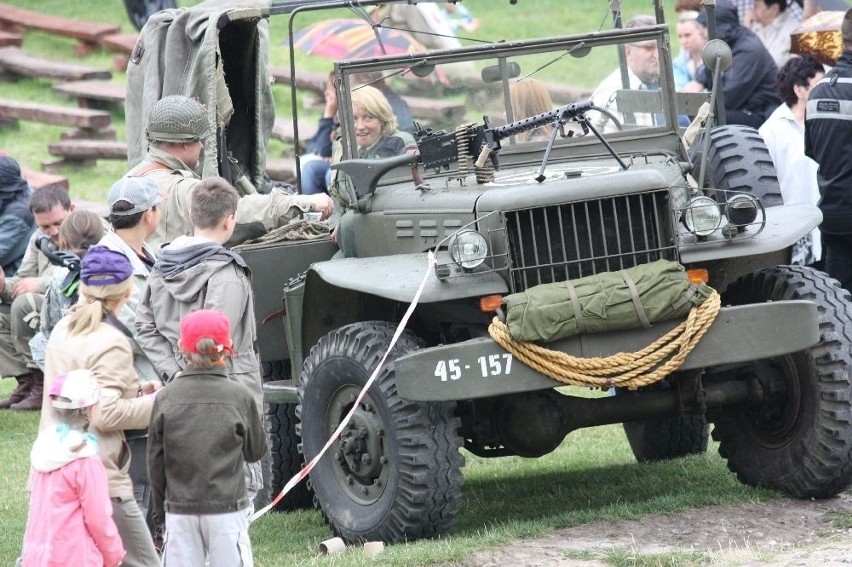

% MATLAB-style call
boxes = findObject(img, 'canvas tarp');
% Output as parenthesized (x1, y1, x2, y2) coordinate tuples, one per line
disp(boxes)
(504, 260, 713, 343)
(125, 0, 274, 190)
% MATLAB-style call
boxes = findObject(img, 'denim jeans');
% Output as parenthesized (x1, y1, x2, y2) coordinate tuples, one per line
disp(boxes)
(299, 157, 331, 195)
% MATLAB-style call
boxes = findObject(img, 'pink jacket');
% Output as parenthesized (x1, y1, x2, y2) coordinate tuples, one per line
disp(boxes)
(22, 427, 126, 567)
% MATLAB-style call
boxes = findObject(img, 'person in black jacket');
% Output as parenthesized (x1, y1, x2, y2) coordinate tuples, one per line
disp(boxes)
(686, 0, 781, 126)
(147, 309, 266, 566)
(805, 8, 852, 292)
(0, 156, 35, 278)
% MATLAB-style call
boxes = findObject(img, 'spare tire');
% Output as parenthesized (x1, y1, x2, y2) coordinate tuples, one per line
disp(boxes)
(689, 125, 782, 207)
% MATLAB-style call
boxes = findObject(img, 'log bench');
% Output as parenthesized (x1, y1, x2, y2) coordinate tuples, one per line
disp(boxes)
(45, 139, 127, 171)
(53, 80, 126, 109)
(0, 3, 120, 57)
(20, 167, 68, 190)
(271, 118, 319, 154)
(401, 95, 466, 125)
(268, 66, 327, 95)
(0, 30, 22, 48)
(266, 156, 297, 185)
(0, 99, 114, 139)
(0, 46, 111, 81)
(99, 33, 140, 71)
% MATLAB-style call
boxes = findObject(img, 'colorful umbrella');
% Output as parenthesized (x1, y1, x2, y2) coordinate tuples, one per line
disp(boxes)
(293, 18, 427, 60)
(790, 10, 846, 67)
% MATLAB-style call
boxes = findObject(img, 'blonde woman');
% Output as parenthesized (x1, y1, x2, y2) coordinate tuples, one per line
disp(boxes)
(350, 84, 417, 158)
(510, 78, 555, 142)
(41, 246, 160, 567)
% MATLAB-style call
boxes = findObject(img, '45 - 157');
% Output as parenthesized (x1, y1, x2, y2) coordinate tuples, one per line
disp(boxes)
(434, 353, 513, 382)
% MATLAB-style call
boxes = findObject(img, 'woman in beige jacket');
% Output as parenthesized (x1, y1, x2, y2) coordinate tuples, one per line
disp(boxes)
(40, 246, 160, 567)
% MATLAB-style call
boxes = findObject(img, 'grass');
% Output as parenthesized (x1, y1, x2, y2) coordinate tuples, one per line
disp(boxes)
(0, 0, 680, 204)
(1, 379, 781, 566)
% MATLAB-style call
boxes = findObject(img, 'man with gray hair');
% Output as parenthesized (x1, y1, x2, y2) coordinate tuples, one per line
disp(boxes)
(590, 15, 662, 132)
(126, 95, 333, 248)
(805, 8, 852, 292)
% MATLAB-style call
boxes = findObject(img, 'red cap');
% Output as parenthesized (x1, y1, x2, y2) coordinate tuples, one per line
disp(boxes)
(179, 310, 233, 355)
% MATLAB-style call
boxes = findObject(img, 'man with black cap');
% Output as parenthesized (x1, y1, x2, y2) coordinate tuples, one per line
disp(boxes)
(0, 155, 35, 278)
(686, 0, 780, 127)
(805, 8, 852, 293)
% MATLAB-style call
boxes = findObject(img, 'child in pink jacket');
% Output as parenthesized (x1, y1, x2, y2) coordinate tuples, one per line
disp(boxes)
(21, 369, 125, 567)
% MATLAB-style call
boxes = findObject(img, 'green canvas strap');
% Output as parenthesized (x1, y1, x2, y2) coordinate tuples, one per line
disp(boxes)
(565, 280, 587, 334)
(620, 270, 652, 329)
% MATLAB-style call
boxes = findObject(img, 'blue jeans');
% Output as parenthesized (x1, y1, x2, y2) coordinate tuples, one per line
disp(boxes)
(300, 158, 331, 195)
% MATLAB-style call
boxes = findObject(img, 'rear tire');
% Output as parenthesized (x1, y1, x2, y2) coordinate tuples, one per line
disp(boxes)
(715, 266, 852, 498)
(690, 125, 782, 206)
(623, 414, 708, 462)
(263, 361, 313, 511)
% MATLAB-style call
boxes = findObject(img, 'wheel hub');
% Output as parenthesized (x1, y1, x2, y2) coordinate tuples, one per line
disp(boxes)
(328, 386, 389, 505)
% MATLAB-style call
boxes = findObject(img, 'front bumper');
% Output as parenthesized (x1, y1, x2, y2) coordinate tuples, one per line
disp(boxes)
(395, 300, 818, 402)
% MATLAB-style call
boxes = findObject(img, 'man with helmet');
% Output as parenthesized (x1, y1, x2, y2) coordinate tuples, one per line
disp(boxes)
(127, 95, 333, 248)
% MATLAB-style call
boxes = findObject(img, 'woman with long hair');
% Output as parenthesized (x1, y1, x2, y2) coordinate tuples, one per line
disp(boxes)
(40, 246, 160, 567)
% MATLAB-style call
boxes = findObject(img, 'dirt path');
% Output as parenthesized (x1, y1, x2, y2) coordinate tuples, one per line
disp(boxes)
(467, 493, 852, 566)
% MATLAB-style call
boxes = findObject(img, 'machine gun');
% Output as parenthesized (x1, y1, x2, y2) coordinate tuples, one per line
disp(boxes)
(413, 99, 597, 174)
(333, 98, 626, 202)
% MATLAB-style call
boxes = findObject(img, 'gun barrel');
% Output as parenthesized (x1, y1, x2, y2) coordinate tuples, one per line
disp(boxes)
(492, 99, 594, 141)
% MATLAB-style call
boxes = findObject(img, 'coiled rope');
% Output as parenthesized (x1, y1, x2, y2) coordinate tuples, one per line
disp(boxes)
(487, 289, 721, 390)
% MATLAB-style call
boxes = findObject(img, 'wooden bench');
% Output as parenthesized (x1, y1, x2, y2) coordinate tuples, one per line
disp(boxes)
(268, 66, 327, 95)
(271, 118, 319, 153)
(401, 95, 466, 125)
(0, 99, 114, 138)
(54, 80, 126, 110)
(0, 47, 111, 81)
(266, 156, 297, 185)
(0, 30, 22, 48)
(45, 139, 127, 171)
(0, 3, 120, 57)
(99, 33, 140, 71)
(20, 166, 68, 190)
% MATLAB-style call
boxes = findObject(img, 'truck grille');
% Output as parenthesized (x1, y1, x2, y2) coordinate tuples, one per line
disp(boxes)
(504, 189, 677, 292)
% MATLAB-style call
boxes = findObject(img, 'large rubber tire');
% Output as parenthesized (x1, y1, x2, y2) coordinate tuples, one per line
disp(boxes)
(689, 125, 782, 206)
(123, 0, 177, 31)
(714, 266, 852, 498)
(297, 322, 464, 544)
(623, 414, 709, 463)
(262, 361, 313, 511)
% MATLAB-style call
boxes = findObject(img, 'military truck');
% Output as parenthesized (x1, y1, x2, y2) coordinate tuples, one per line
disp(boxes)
(236, 0, 852, 545)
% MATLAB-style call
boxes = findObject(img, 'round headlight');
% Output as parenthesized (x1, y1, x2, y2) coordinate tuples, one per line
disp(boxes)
(684, 196, 722, 236)
(450, 231, 488, 269)
(725, 193, 759, 227)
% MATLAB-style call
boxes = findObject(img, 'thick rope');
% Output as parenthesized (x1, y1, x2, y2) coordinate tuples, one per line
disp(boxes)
(488, 289, 721, 390)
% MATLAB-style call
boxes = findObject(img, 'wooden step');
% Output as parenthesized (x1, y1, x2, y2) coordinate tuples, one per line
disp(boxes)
(99, 33, 139, 55)
(272, 118, 318, 151)
(0, 30, 22, 48)
(0, 46, 111, 81)
(20, 166, 68, 190)
(400, 95, 466, 124)
(0, 98, 112, 130)
(266, 156, 297, 185)
(0, 3, 120, 56)
(48, 139, 127, 160)
(268, 66, 327, 95)
(54, 80, 126, 109)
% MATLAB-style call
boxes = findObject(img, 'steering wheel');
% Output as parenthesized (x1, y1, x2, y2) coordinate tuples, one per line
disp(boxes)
(585, 107, 623, 132)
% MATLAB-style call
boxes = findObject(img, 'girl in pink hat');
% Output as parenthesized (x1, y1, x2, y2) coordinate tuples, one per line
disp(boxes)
(22, 369, 125, 567)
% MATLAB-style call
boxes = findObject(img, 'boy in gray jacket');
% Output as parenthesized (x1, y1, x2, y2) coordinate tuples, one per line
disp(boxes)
(135, 176, 266, 504)
(147, 309, 266, 566)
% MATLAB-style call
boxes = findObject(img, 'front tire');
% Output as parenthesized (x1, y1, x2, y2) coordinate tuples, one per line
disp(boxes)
(297, 322, 464, 543)
(714, 266, 852, 498)
(623, 414, 708, 462)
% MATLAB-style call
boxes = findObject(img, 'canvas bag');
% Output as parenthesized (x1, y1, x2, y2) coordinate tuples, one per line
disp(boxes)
(504, 260, 713, 343)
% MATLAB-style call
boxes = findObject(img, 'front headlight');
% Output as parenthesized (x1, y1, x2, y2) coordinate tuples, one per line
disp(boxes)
(449, 231, 488, 269)
(683, 195, 722, 236)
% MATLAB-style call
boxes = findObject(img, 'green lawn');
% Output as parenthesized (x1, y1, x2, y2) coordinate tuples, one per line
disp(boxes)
(0, 379, 779, 566)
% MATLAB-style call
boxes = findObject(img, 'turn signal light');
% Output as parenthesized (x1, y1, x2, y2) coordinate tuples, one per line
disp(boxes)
(687, 269, 709, 284)
(479, 294, 503, 313)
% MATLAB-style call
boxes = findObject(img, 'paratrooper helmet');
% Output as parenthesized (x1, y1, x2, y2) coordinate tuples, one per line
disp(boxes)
(145, 95, 212, 144)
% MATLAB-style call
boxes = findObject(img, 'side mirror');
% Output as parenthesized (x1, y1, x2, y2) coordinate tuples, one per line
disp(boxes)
(701, 39, 733, 73)
(481, 61, 521, 83)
